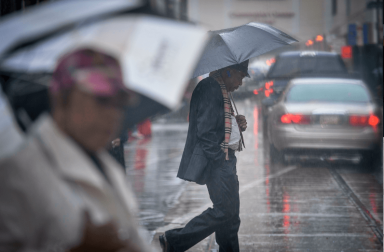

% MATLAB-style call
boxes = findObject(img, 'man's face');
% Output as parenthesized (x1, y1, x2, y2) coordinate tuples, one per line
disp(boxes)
(222, 68, 247, 92)
(58, 87, 126, 153)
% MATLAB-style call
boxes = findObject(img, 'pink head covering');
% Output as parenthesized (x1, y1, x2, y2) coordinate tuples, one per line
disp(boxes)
(50, 48, 129, 97)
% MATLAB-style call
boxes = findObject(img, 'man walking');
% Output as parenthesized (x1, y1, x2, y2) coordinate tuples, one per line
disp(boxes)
(159, 61, 249, 252)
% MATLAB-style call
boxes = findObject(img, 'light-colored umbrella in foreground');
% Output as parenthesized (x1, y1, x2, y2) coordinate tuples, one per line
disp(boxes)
(0, 0, 144, 59)
(1, 15, 208, 110)
(192, 22, 298, 79)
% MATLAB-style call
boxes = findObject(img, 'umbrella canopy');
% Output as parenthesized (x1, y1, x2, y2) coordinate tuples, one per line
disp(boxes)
(0, 0, 145, 59)
(1, 15, 207, 129)
(1, 16, 207, 109)
(191, 22, 298, 79)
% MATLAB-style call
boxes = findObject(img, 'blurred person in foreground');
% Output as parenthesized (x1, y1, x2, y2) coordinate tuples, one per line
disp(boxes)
(159, 62, 249, 252)
(0, 87, 24, 160)
(0, 49, 153, 252)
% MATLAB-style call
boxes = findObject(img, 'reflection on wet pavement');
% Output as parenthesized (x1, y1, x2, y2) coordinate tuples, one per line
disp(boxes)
(125, 126, 188, 230)
(126, 99, 383, 251)
(335, 170, 383, 226)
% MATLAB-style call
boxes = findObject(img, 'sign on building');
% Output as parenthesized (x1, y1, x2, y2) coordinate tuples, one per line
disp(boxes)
(341, 46, 353, 59)
(348, 23, 375, 46)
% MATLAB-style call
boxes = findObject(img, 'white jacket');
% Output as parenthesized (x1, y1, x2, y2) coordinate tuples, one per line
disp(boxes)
(0, 89, 23, 160)
(0, 115, 153, 252)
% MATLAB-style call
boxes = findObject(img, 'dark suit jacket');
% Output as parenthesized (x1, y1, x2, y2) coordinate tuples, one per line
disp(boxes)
(177, 77, 226, 185)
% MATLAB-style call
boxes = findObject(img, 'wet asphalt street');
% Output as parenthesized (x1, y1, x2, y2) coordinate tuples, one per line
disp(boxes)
(125, 99, 383, 252)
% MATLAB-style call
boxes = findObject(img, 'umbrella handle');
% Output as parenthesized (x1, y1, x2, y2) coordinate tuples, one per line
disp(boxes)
(229, 93, 245, 149)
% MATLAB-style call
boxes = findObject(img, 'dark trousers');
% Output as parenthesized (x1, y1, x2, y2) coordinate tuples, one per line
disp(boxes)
(166, 150, 240, 252)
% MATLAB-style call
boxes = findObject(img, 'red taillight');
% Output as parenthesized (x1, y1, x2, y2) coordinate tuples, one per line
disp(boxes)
(368, 115, 380, 127)
(266, 58, 276, 66)
(349, 115, 368, 126)
(281, 114, 310, 124)
(265, 81, 274, 90)
(264, 81, 274, 97)
(264, 88, 273, 97)
(349, 115, 380, 127)
(281, 114, 291, 124)
(253, 90, 258, 95)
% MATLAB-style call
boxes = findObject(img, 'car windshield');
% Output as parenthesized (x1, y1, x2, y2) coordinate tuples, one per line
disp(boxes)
(286, 83, 371, 103)
(268, 56, 346, 78)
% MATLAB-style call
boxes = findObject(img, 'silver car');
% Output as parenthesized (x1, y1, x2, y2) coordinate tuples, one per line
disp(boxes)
(267, 78, 382, 164)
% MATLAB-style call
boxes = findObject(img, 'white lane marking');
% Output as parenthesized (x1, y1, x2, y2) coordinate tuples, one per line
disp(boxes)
(238, 233, 372, 238)
(240, 213, 360, 217)
(239, 166, 297, 194)
(155, 165, 297, 232)
(152, 123, 189, 131)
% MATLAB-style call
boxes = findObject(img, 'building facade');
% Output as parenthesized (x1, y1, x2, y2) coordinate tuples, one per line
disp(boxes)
(324, 0, 382, 54)
(150, 0, 188, 20)
(323, 0, 382, 97)
(188, 0, 326, 46)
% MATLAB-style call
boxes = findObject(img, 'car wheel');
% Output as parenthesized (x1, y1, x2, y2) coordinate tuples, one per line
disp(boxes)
(360, 150, 379, 172)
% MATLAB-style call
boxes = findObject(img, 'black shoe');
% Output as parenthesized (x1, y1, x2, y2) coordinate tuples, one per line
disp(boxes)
(159, 234, 174, 252)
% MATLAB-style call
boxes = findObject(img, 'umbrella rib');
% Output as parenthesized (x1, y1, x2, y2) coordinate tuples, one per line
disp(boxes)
(219, 35, 240, 65)
(192, 35, 239, 78)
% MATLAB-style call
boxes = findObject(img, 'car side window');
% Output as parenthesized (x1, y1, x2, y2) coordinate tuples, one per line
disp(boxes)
(268, 57, 300, 78)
